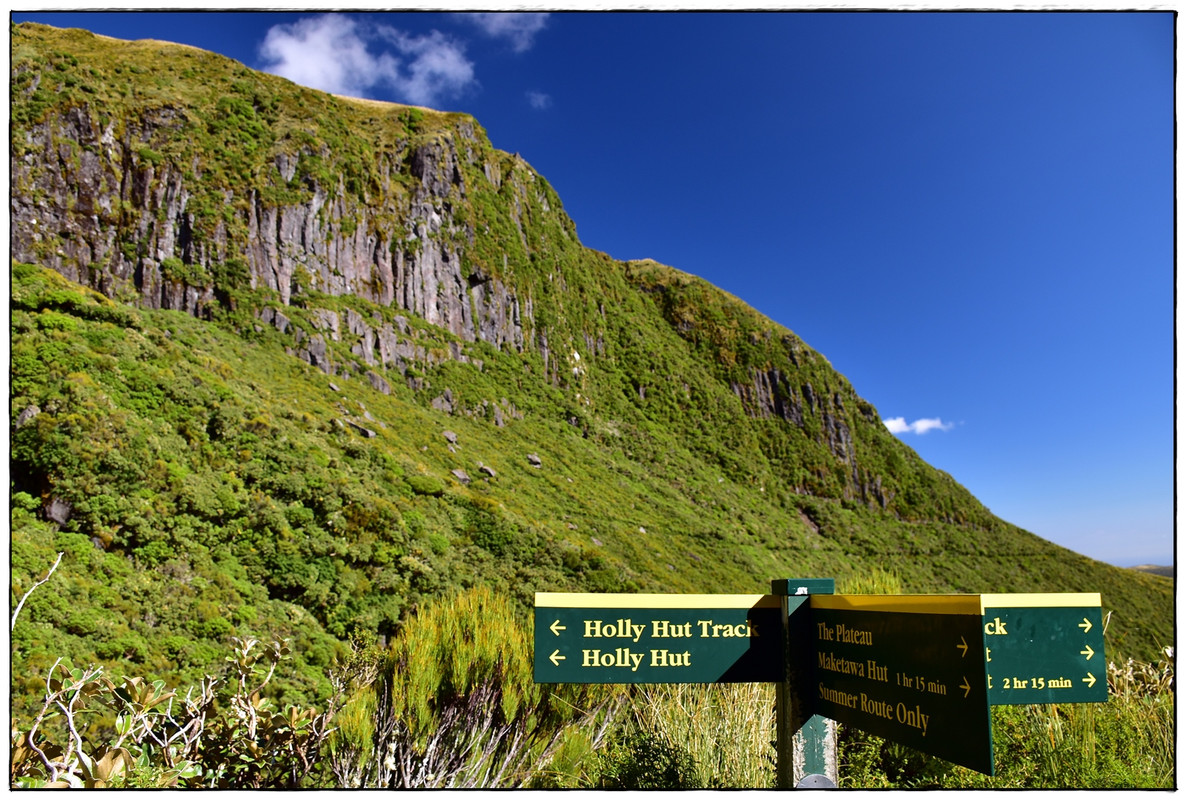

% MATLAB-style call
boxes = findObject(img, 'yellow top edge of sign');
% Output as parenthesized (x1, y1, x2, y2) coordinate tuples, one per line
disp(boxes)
(535, 592, 778, 609)
(535, 592, 1102, 612)
(810, 593, 1103, 614)
(811, 594, 983, 614)
(980, 593, 1101, 610)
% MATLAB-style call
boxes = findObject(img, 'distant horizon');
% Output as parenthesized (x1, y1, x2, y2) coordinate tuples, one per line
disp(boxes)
(10, 10, 1174, 567)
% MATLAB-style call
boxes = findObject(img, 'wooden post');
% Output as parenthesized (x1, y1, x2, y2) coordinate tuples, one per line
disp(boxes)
(773, 578, 837, 788)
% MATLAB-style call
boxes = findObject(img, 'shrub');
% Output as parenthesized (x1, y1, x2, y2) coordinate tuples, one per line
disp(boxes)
(327, 586, 617, 788)
(161, 256, 210, 286)
(467, 506, 514, 556)
(596, 730, 701, 789)
(404, 475, 444, 497)
(12, 491, 40, 513)
(10, 637, 337, 788)
(36, 310, 77, 331)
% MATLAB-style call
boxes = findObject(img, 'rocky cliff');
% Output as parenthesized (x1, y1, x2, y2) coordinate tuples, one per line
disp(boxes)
(11, 81, 527, 352)
(9, 22, 989, 521)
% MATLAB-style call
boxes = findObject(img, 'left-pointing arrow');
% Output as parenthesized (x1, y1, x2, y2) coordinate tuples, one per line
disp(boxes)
(550, 619, 566, 636)
(550, 649, 566, 666)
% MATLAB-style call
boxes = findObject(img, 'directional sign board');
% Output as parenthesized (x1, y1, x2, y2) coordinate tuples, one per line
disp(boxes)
(535, 585, 1110, 780)
(981, 594, 1107, 705)
(810, 595, 994, 775)
(534, 593, 782, 684)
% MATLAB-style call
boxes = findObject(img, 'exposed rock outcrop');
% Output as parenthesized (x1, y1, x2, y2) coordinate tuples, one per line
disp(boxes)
(732, 370, 854, 464)
(732, 368, 804, 426)
(11, 103, 530, 352)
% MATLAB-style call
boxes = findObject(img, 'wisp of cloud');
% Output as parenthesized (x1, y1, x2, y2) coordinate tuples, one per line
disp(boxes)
(459, 12, 549, 52)
(259, 14, 475, 108)
(884, 416, 954, 435)
(526, 90, 552, 110)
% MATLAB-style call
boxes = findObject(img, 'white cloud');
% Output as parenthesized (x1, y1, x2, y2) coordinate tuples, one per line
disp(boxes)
(259, 15, 392, 97)
(377, 28, 476, 107)
(459, 12, 549, 52)
(526, 90, 552, 110)
(259, 14, 474, 108)
(912, 417, 955, 434)
(884, 417, 955, 435)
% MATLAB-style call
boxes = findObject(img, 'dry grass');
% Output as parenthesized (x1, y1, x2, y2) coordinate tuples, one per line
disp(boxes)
(330, 94, 436, 113)
(1107, 645, 1174, 699)
(629, 683, 777, 788)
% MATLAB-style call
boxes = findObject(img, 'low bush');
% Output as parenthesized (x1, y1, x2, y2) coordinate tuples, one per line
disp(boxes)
(10, 637, 337, 788)
(327, 585, 617, 788)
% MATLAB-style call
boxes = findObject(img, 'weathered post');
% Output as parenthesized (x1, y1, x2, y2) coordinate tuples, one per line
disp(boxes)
(773, 578, 837, 788)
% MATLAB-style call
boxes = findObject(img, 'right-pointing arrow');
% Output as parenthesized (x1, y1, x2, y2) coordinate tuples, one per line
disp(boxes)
(960, 676, 972, 698)
(1082, 672, 1097, 688)
(1081, 644, 1095, 661)
(956, 636, 968, 657)
(1079, 617, 1092, 633)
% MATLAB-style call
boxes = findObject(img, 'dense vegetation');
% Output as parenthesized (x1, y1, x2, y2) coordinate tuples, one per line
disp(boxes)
(12, 575, 1172, 788)
(9, 21, 1173, 788)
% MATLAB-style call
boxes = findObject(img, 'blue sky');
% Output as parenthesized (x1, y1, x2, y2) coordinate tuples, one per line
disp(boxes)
(12, 10, 1174, 567)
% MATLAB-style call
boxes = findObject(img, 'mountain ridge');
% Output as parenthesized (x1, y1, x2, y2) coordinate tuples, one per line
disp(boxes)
(1129, 565, 1173, 578)
(9, 22, 1172, 706)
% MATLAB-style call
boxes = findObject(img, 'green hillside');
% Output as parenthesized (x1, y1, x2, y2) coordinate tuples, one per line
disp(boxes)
(9, 19, 1172, 727)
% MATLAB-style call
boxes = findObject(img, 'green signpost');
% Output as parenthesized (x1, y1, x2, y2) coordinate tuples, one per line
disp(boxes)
(534, 592, 782, 684)
(533, 582, 1110, 786)
(810, 594, 994, 775)
(980, 593, 1107, 705)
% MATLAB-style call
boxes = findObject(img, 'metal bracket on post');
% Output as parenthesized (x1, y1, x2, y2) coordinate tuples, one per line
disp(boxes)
(772, 578, 837, 789)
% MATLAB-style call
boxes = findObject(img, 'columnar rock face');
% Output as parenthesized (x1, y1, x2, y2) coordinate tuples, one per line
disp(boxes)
(733, 368, 805, 426)
(732, 369, 856, 475)
(11, 102, 528, 353)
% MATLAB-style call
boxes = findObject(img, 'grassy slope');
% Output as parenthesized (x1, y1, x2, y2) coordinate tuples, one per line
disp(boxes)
(9, 23, 1172, 715)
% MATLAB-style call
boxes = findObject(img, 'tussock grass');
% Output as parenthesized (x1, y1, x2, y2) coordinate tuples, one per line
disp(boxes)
(593, 683, 776, 788)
